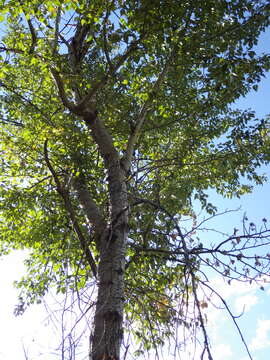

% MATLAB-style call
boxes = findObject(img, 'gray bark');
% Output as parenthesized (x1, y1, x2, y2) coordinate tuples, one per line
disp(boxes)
(52, 20, 133, 357)
(85, 115, 129, 360)
(91, 219, 128, 360)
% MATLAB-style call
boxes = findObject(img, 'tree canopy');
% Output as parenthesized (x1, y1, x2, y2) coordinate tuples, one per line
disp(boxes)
(0, 1, 270, 359)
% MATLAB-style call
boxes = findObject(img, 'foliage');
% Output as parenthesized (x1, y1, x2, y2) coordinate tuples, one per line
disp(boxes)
(0, 1, 270, 359)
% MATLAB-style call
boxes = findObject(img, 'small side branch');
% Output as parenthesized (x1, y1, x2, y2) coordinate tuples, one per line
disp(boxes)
(26, 18, 37, 54)
(70, 19, 92, 67)
(76, 36, 142, 110)
(0, 45, 24, 54)
(203, 282, 253, 360)
(191, 276, 213, 360)
(19, 1, 37, 54)
(53, 6, 62, 54)
(121, 51, 175, 172)
(102, 8, 114, 72)
(44, 139, 97, 278)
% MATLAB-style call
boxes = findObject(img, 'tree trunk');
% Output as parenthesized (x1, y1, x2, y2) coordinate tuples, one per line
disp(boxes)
(87, 116, 129, 360)
(91, 226, 128, 360)
(90, 177, 128, 360)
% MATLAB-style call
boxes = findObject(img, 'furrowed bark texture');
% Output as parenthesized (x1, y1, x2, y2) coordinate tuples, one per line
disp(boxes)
(85, 115, 129, 360)
(50, 16, 136, 357)
(91, 219, 128, 360)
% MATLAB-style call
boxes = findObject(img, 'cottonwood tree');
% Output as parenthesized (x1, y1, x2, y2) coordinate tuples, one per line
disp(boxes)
(1, 1, 270, 359)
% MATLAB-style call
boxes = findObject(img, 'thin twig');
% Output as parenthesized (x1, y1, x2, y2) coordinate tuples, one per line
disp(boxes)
(203, 281, 254, 360)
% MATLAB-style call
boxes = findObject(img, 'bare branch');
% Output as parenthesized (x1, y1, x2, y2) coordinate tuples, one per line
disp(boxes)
(191, 276, 213, 360)
(202, 281, 254, 360)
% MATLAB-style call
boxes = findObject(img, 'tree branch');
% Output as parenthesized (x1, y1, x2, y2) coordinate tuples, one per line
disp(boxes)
(102, 8, 114, 72)
(53, 6, 62, 55)
(76, 36, 142, 110)
(0, 45, 24, 54)
(70, 19, 92, 67)
(0, 80, 46, 115)
(50, 68, 79, 112)
(26, 18, 37, 54)
(72, 172, 107, 249)
(44, 139, 97, 278)
(121, 51, 175, 172)
(202, 281, 254, 360)
(84, 115, 129, 225)
(191, 276, 213, 360)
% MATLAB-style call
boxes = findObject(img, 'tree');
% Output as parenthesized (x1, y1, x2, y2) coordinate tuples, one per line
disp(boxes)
(0, 1, 270, 359)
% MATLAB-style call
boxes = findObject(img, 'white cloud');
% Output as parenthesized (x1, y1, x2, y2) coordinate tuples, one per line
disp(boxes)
(213, 343, 233, 360)
(209, 276, 269, 300)
(199, 277, 260, 325)
(234, 294, 258, 314)
(250, 319, 270, 350)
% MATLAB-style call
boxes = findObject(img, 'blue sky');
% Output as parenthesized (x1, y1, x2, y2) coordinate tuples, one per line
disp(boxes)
(191, 29, 270, 360)
(0, 23, 269, 360)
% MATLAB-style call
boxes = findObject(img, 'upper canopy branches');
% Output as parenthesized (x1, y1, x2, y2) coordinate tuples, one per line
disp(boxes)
(0, 0, 269, 208)
(0, 1, 270, 358)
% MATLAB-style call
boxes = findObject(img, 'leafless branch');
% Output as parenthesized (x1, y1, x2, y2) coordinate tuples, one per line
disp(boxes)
(202, 281, 254, 360)
(191, 276, 213, 360)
